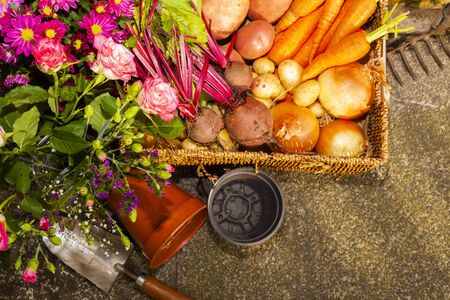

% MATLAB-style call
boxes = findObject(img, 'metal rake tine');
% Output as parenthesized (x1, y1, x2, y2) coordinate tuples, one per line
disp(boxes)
(411, 43, 430, 75)
(424, 37, 444, 69)
(387, 53, 403, 86)
(399, 47, 417, 80)
(438, 35, 450, 57)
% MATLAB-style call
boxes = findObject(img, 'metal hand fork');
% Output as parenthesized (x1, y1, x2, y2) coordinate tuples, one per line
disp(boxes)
(387, 3, 450, 85)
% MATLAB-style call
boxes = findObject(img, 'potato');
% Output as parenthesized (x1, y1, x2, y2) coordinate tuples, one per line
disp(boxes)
(253, 57, 276, 75)
(251, 73, 283, 99)
(217, 129, 239, 151)
(293, 80, 320, 107)
(248, 0, 293, 23)
(224, 61, 253, 92)
(202, 0, 249, 40)
(253, 96, 273, 109)
(278, 59, 303, 90)
(235, 20, 275, 60)
(181, 139, 209, 150)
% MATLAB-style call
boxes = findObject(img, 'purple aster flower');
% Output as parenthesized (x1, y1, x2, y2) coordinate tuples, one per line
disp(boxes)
(71, 33, 90, 54)
(52, 192, 59, 200)
(104, 170, 113, 180)
(103, 160, 110, 167)
(0, 43, 17, 63)
(107, 0, 134, 17)
(3, 74, 29, 88)
(38, 0, 55, 17)
(151, 150, 159, 157)
(122, 190, 135, 198)
(78, 11, 116, 43)
(55, 0, 79, 12)
(4, 14, 41, 56)
(95, 192, 110, 199)
(93, 178, 102, 188)
(40, 19, 67, 40)
(93, 1, 108, 14)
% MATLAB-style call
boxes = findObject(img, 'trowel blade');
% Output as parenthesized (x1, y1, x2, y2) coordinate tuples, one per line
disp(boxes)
(43, 221, 133, 293)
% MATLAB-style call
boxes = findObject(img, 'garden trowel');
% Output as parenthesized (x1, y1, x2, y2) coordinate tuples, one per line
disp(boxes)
(42, 222, 190, 300)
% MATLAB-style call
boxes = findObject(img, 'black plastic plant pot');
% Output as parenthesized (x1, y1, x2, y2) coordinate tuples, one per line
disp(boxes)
(207, 168, 284, 246)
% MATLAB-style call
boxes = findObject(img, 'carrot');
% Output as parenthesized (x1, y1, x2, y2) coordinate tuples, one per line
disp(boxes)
(316, 0, 350, 54)
(269, 6, 323, 65)
(292, 34, 314, 68)
(327, 0, 378, 48)
(275, 0, 325, 33)
(308, 0, 345, 63)
(301, 9, 414, 82)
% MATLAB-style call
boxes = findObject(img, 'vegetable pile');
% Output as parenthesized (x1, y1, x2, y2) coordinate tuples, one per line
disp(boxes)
(141, 0, 412, 158)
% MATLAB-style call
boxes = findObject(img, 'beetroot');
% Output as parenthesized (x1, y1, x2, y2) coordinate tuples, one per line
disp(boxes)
(224, 61, 253, 92)
(224, 96, 273, 147)
(187, 107, 224, 144)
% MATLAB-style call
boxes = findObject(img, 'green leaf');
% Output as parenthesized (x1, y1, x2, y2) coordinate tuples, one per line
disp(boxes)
(55, 119, 86, 137)
(150, 115, 185, 139)
(0, 111, 20, 132)
(48, 97, 57, 114)
(161, 0, 207, 43)
(60, 86, 77, 102)
(12, 106, 40, 150)
(97, 93, 118, 115)
(1, 86, 48, 108)
(5, 161, 32, 194)
(87, 93, 116, 132)
(50, 129, 90, 154)
(20, 197, 44, 218)
(38, 121, 54, 136)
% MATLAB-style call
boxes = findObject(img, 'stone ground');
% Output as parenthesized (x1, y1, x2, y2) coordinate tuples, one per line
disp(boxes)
(0, 5, 449, 300)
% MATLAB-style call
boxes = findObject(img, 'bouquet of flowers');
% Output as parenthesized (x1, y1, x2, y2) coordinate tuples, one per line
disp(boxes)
(0, 0, 193, 283)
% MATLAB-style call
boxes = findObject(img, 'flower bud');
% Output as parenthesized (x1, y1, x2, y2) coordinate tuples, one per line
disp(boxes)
(49, 236, 62, 246)
(85, 105, 94, 117)
(47, 262, 56, 274)
(122, 136, 133, 146)
(121, 234, 131, 250)
(132, 143, 143, 153)
(128, 81, 142, 99)
(128, 209, 137, 223)
(113, 112, 122, 123)
(156, 171, 172, 180)
(92, 140, 102, 150)
(79, 186, 88, 196)
(96, 150, 107, 162)
(15, 257, 22, 271)
(124, 106, 139, 119)
(140, 158, 150, 167)
(20, 223, 32, 232)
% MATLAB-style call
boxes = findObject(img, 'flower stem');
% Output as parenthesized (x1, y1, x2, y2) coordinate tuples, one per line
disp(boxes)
(0, 194, 16, 212)
(52, 72, 60, 118)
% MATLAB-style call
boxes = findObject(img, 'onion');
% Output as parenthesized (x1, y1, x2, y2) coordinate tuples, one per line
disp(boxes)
(315, 120, 367, 157)
(307, 101, 325, 118)
(271, 102, 319, 153)
(318, 63, 374, 120)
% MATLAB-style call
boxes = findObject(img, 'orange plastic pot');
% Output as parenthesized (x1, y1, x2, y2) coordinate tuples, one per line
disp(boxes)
(109, 176, 207, 268)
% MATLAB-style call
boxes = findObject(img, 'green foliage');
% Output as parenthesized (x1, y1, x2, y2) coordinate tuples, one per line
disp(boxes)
(5, 161, 32, 194)
(150, 115, 185, 139)
(50, 128, 90, 154)
(0, 86, 48, 109)
(20, 197, 44, 218)
(12, 107, 40, 151)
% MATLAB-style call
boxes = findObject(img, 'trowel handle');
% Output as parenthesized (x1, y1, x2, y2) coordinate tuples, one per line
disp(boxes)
(137, 276, 192, 300)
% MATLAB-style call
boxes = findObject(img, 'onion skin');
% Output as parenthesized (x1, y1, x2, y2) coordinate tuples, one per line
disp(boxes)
(225, 96, 273, 147)
(187, 107, 224, 144)
(318, 63, 374, 120)
(316, 120, 367, 157)
(236, 20, 275, 60)
(271, 102, 319, 153)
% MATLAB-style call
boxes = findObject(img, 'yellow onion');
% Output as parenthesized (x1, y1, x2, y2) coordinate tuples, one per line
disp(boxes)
(271, 102, 319, 153)
(318, 63, 374, 120)
(315, 120, 367, 157)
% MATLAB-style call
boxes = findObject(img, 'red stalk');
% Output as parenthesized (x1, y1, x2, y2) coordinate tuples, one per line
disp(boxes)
(193, 56, 209, 107)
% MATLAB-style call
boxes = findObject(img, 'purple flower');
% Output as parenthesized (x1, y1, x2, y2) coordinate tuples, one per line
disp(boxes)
(122, 190, 134, 198)
(40, 19, 67, 40)
(4, 14, 41, 56)
(151, 150, 159, 157)
(112, 30, 128, 44)
(95, 192, 110, 199)
(52, 192, 59, 200)
(93, 178, 101, 188)
(107, 0, 134, 17)
(112, 181, 123, 190)
(55, 0, 79, 12)
(77, 11, 116, 43)
(3, 74, 29, 88)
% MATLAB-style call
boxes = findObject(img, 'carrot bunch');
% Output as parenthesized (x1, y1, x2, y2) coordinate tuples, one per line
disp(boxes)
(269, 0, 412, 81)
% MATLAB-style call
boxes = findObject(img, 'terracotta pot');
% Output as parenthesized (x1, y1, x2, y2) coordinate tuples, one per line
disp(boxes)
(109, 176, 207, 268)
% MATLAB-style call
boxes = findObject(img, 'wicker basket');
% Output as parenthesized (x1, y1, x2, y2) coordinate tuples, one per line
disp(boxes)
(155, 1, 389, 175)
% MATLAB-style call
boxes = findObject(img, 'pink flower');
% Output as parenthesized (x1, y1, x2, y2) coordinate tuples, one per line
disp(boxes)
(4, 14, 41, 57)
(91, 35, 137, 82)
(0, 214, 8, 251)
(137, 77, 179, 121)
(33, 37, 67, 73)
(39, 217, 50, 232)
(166, 165, 175, 173)
(23, 269, 38, 283)
(77, 11, 116, 43)
(39, 19, 67, 40)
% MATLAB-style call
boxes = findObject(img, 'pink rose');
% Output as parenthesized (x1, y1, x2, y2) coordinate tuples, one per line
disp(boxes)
(0, 214, 8, 251)
(23, 269, 38, 283)
(137, 77, 179, 121)
(39, 217, 50, 232)
(91, 35, 137, 82)
(33, 38, 67, 73)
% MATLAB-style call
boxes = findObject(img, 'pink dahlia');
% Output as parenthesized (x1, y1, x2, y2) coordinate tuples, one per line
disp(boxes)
(137, 77, 179, 121)
(0, 214, 8, 251)
(78, 11, 116, 43)
(39, 216, 50, 232)
(107, 0, 134, 18)
(54, 0, 78, 12)
(4, 14, 41, 56)
(40, 19, 67, 40)
(38, 0, 55, 17)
